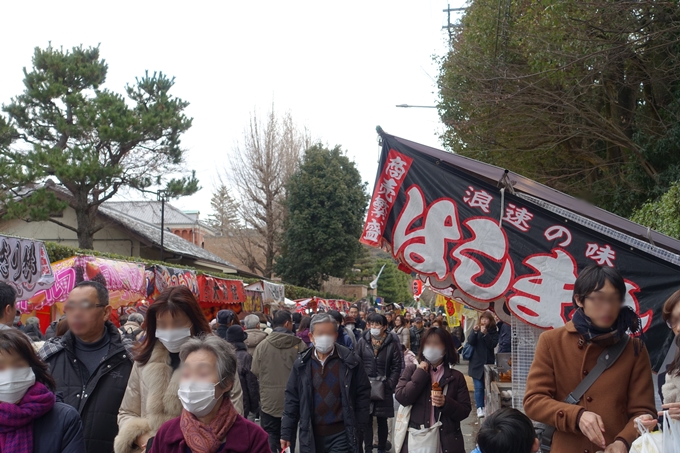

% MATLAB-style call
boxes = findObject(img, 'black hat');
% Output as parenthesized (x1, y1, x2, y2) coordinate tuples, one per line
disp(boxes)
(226, 325, 247, 343)
(217, 309, 235, 326)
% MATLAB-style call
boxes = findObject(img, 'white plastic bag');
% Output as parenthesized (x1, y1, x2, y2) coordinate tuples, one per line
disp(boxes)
(663, 410, 680, 453)
(630, 419, 662, 453)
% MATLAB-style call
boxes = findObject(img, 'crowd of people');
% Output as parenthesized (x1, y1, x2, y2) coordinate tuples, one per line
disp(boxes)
(0, 263, 679, 452)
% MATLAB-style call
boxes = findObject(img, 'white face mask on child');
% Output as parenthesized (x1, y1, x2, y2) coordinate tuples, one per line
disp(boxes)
(0, 367, 35, 403)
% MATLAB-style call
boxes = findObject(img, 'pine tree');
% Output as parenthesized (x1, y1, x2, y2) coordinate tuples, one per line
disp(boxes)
(374, 259, 412, 305)
(1, 45, 198, 249)
(208, 184, 240, 235)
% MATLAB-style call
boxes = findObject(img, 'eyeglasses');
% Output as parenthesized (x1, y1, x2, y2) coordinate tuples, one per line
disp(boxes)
(63, 301, 108, 312)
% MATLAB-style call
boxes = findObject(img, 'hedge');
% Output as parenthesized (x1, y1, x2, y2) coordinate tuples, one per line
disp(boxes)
(43, 242, 350, 302)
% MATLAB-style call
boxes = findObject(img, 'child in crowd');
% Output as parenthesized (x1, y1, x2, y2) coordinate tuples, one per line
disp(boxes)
(472, 408, 539, 453)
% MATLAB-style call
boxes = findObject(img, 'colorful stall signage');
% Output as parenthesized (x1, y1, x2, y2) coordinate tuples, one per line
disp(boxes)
(362, 131, 680, 363)
(197, 275, 245, 305)
(243, 290, 264, 313)
(0, 236, 54, 300)
(147, 265, 199, 299)
(18, 255, 145, 312)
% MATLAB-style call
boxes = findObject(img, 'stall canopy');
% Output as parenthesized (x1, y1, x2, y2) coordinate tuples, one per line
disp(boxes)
(244, 281, 285, 305)
(19, 255, 145, 312)
(362, 129, 680, 365)
(197, 275, 245, 305)
(0, 236, 54, 301)
(146, 264, 199, 299)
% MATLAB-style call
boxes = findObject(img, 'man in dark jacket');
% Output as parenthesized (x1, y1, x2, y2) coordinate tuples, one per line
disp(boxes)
(215, 309, 237, 340)
(409, 316, 425, 355)
(495, 314, 512, 354)
(39, 281, 133, 453)
(253, 310, 306, 452)
(281, 312, 371, 453)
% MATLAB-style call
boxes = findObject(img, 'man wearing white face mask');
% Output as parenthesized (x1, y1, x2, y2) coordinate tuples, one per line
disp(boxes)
(39, 281, 134, 453)
(281, 312, 371, 453)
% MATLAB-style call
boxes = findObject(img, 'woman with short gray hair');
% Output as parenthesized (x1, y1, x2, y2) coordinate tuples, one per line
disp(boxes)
(148, 335, 269, 453)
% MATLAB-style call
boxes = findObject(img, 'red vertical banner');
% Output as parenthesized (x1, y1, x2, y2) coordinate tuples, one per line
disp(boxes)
(360, 149, 413, 247)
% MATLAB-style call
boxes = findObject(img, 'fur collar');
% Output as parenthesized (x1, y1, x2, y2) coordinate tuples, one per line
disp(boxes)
(142, 342, 183, 431)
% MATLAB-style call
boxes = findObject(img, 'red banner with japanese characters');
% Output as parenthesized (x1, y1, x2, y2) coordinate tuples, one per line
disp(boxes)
(197, 275, 245, 305)
(363, 132, 680, 364)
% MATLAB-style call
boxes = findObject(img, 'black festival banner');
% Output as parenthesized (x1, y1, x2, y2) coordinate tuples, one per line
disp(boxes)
(362, 133, 680, 365)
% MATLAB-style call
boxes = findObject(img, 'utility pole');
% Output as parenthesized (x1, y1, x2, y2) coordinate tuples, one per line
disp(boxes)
(157, 190, 167, 262)
(442, 4, 466, 46)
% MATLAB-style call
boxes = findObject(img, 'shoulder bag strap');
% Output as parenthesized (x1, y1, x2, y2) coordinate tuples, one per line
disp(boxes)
(539, 335, 630, 453)
(564, 335, 630, 404)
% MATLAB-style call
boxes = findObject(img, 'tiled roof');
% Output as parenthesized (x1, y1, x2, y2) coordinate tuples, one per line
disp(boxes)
(98, 205, 237, 270)
(104, 201, 199, 226)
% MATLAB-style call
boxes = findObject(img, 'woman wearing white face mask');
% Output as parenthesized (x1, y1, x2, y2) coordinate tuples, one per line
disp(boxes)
(148, 336, 269, 453)
(356, 313, 402, 453)
(395, 328, 471, 453)
(0, 329, 85, 453)
(115, 287, 244, 453)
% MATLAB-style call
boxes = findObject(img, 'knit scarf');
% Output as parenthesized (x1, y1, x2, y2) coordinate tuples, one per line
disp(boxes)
(0, 382, 56, 453)
(371, 333, 386, 356)
(572, 306, 643, 352)
(180, 396, 238, 453)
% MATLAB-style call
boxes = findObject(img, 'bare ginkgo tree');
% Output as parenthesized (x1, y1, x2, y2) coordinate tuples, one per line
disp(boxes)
(220, 109, 310, 277)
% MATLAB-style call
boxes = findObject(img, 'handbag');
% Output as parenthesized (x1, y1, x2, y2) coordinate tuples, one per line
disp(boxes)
(406, 384, 449, 453)
(462, 343, 474, 361)
(535, 335, 630, 452)
(370, 377, 386, 401)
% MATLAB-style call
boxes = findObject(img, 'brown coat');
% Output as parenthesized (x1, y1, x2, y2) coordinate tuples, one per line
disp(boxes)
(523, 322, 656, 453)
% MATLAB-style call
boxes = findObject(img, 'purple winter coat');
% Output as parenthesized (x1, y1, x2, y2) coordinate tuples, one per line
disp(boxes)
(148, 415, 269, 453)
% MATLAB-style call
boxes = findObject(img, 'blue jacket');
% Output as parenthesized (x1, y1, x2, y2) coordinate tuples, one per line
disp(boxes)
(33, 401, 85, 453)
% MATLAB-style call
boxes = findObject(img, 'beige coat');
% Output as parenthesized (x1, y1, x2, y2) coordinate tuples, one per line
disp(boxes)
(524, 322, 656, 452)
(243, 328, 268, 357)
(114, 342, 243, 453)
(663, 370, 680, 403)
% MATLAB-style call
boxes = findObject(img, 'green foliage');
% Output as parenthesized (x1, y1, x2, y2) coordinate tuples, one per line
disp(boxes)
(208, 184, 240, 234)
(274, 144, 369, 289)
(374, 259, 412, 305)
(2, 45, 197, 248)
(438, 0, 680, 216)
(344, 245, 376, 285)
(631, 182, 680, 239)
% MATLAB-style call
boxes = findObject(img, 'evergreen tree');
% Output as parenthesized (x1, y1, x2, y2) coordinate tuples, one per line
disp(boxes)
(374, 259, 412, 305)
(275, 144, 369, 289)
(1, 45, 197, 249)
(208, 183, 240, 235)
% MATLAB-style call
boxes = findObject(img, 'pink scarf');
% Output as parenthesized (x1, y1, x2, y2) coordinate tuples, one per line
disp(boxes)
(0, 382, 56, 453)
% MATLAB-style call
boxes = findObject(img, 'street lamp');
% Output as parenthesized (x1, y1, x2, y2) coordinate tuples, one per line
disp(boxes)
(395, 104, 437, 108)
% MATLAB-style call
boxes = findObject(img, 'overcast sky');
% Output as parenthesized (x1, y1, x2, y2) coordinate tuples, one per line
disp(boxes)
(1, 0, 465, 219)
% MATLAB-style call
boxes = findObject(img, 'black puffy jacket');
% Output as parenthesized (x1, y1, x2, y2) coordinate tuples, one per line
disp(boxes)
(281, 344, 371, 453)
(232, 341, 260, 418)
(39, 321, 134, 453)
(355, 331, 403, 418)
(466, 327, 499, 381)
